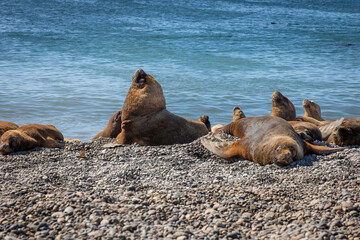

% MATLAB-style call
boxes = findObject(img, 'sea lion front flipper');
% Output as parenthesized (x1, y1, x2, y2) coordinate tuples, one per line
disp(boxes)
(44, 137, 64, 148)
(199, 115, 211, 132)
(304, 141, 344, 155)
(319, 118, 344, 140)
(201, 138, 245, 159)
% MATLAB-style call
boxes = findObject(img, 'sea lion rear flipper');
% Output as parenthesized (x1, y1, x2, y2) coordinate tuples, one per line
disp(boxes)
(304, 141, 344, 155)
(44, 137, 64, 148)
(319, 117, 344, 140)
(201, 138, 244, 159)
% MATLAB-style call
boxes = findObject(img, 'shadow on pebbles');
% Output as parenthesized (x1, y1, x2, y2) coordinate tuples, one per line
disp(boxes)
(0, 135, 359, 239)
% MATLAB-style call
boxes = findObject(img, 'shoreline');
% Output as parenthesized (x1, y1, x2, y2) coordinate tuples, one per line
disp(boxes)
(0, 138, 359, 239)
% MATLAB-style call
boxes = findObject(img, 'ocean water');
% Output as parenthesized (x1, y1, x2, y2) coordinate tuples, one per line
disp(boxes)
(1, 0, 359, 140)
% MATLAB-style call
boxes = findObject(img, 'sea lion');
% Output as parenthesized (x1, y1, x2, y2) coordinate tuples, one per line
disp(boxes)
(296, 116, 344, 140)
(0, 121, 19, 137)
(233, 106, 246, 122)
(289, 121, 322, 142)
(93, 110, 122, 140)
(0, 124, 64, 155)
(201, 116, 343, 166)
(116, 69, 209, 145)
(303, 99, 325, 121)
(270, 91, 296, 121)
(326, 117, 360, 146)
(211, 107, 246, 133)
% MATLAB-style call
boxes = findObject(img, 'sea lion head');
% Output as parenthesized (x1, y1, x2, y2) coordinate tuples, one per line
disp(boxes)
(233, 106, 246, 122)
(0, 131, 21, 154)
(122, 69, 166, 119)
(272, 137, 303, 166)
(327, 118, 360, 146)
(271, 91, 296, 121)
(302, 99, 323, 120)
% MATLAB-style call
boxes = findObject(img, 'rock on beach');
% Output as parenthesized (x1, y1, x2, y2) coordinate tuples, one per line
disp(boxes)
(0, 137, 359, 239)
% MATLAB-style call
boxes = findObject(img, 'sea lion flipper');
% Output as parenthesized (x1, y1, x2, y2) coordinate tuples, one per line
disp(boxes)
(44, 137, 64, 148)
(304, 141, 344, 155)
(201, 138, 244, 159)
(320, 117, 344, 140)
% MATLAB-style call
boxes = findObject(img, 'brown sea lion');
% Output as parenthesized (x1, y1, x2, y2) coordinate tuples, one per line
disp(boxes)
(93, 110, 122, 140)
(296, 116, 344, 141)
(326, 118, 360, 146)
(0, 124, 64, 155)
(0, 121, 19, 137)
(289, 121, 322, 142)
(116, 69, 209, 145)
(270, 91, 296, 121)
(303, 99, 325, 121)
(201, 116, 343, 166)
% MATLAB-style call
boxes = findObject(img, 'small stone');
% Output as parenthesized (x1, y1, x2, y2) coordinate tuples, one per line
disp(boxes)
(341, 201, 354, 211)
(100, 218, 110, 225)
(64, 206, 74, 215)
(51, 212, 65, 218)
(265, 212, 275, 220)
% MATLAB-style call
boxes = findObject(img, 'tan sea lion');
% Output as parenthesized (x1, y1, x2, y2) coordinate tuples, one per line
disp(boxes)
(303, 99, 325, 121)
(116, 69, 209, 145)
(201, 116, 343, 166)
(326, 117, 360, 146)
(289, 121, 322, 142)
(93, 110, 122, 140)
(270, 91, 296, 121)
(0, 121, 19, 137)
(0, 124, 64, 155)
(211, 106, 246, 133)
(233, 106, 246, 122)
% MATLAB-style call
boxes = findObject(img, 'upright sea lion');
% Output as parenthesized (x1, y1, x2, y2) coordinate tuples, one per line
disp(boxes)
(116, 69, 209, 145)
(303, 99, 325, 121)
(93, 110, 122, 140)
(326, 117, 360, 146)
(270, 91, 296, 121)
(201, 116, 343, 166)
(233, 106, 246, 122)
(0, 124, 64, 155)
(0, 121, 19, 137)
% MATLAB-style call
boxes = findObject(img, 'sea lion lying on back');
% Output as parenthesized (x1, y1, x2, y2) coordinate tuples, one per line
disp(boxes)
(93, 110, 122, 140)
(0, 124, 64, 155)
(201, 116, 343, 166)
(302, 99, 325, 121)
(116, 69, 209, 145)
(0, 121, 19, 137)
(270, 91, 296, 121)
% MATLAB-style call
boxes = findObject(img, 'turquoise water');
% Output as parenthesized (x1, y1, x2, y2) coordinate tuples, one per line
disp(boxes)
(1, 0, 359, 140)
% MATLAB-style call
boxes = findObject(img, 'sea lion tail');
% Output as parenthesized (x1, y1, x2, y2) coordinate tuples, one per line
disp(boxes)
(201, 138, 240, 159)
(304, 141, 344, 155)
(319, 117, 344, 140)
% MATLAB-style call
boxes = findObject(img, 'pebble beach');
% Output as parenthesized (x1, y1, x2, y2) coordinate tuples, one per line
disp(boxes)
(0, 136, 359, 239)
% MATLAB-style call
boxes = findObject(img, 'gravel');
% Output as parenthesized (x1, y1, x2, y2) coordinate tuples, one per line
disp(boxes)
(0, 135, 359, 239)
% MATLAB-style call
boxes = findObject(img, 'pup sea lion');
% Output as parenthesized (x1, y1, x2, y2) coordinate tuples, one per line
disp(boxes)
(326, 117, 360, 146)
(93, 110, 122, 140)
(201, 116, 343, 166)
(116, 69, 209, 145)
(0, 121, 19, 137)
(0, 124, 64, 154)
(289, 121, 322, 142)
(270, 91, 296, 121)
(303, 99, 325, 121)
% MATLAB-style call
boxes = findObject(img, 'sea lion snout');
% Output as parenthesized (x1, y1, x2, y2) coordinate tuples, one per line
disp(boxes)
(133, 69, 147, 87)
(0, 143, 11, 155)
